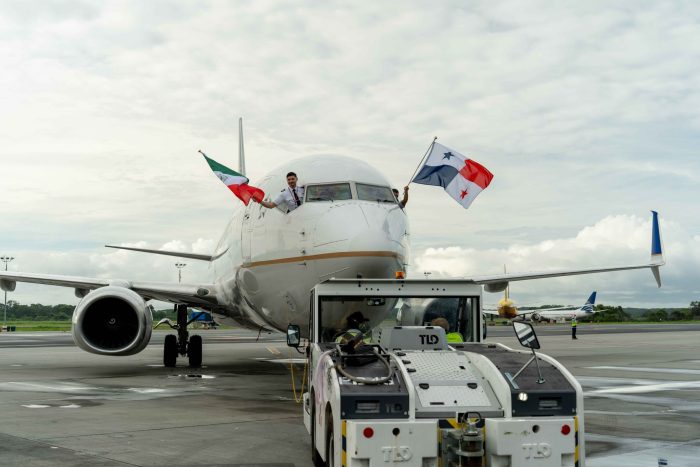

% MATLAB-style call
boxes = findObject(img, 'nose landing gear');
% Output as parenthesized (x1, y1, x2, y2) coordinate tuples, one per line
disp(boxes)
(156, 304, 203, 368)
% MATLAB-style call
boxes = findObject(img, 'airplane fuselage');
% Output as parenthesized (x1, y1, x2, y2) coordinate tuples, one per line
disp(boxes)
(534, 308, 595, 322)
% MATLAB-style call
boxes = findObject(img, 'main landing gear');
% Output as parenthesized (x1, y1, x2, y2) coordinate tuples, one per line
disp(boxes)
(157, 304, 202, 368)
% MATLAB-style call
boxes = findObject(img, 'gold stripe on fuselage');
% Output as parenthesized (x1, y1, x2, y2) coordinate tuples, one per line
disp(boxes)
(244, 250, 403, 268)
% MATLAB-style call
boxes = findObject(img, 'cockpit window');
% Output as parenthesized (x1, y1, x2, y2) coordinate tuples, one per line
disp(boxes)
(305, 183, 352, 202)
(356, 183, 396, 203)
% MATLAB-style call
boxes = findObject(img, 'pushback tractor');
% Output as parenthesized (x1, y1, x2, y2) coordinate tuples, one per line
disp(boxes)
(287, 279, 585, 467)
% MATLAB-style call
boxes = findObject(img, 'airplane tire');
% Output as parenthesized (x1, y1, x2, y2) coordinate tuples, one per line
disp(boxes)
(164, 334, 177, 367)
(188, 335, 202, 368)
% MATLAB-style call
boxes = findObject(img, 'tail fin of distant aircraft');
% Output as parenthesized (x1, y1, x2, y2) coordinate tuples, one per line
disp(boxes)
(581, 291, 596, 313)
(586, 291, 597, 306)
(238, 117, 246, 176)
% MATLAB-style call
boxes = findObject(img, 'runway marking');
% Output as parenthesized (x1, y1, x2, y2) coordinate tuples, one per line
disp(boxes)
(588, 365, 700, 375)
(589, 380, 700, 394)
(21, 404, 50, 409)
(586, 409, 679, 416)
(266, 346, 282, 355)
(128, 388, 167, 394)
(60, 404, 81, 409)
(584, 434, 700, 467)
(0, 381, 97, 392)
(254, 357, 307, 365)
(168, 374, 216, 379)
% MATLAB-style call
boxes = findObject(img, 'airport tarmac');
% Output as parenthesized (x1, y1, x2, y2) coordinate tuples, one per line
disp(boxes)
(0, 325, 698, 466)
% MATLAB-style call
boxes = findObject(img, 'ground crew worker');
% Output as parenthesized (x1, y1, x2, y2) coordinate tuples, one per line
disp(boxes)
(431, 317, 463, 343)
(571, 317, 578, 340)
(335, 311, 371, 344)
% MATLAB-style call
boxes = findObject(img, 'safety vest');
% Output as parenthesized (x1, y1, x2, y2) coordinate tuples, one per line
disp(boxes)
(571, 320, 577, 327)
(446, 332, 464, 343)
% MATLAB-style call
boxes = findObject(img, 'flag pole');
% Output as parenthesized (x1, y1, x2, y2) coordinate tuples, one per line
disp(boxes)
(407, 137, 437, 186)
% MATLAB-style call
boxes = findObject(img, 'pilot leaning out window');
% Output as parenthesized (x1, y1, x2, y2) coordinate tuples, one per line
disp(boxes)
(257, 171, 305, 212)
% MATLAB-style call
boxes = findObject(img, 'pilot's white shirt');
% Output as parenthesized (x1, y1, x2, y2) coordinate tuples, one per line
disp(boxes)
(273, 186, 305, 212)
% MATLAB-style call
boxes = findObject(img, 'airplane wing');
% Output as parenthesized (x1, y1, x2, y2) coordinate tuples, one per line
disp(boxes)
(0, 271, 218, 307)
(466, 211, 664, 291)
(104, 245, 225, 262)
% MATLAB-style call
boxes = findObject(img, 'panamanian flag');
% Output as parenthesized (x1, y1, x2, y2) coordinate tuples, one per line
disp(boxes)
(200, 151, 265, 205)
(412, 142, 493, 209)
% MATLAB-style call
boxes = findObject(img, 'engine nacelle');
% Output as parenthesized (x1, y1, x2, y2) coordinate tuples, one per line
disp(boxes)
(483, 282, 508, 293)
(72, 286, 153, 356)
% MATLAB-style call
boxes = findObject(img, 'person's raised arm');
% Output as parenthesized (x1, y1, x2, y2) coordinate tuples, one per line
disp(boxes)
(257, 199, 277, 209)
(401, 186, 409, 206)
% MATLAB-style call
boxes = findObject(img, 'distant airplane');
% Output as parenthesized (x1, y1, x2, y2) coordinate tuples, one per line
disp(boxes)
(482, 288, 596, 321)
(526, 291, 603, 322)
(490, 291, 607, 323)
(0, 119, 666, 367)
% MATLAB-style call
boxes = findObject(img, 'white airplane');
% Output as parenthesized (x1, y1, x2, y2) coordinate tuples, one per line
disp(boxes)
(485, 291, 604, 322)
(525, 291, 603, 322)
(0, 120, 666, 367)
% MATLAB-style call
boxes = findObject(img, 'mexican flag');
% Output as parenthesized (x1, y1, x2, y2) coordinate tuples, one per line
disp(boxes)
(200, 151, 265, 205)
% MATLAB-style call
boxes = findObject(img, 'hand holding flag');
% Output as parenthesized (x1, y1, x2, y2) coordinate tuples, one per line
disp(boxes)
(411, 142, 493, 209)
(200, 150, 265, 205)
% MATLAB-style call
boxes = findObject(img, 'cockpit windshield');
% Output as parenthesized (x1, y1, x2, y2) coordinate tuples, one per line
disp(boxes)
(317, 295, 478, 344)
(356, 183, 396, 203)
(305, 183, 352, 202)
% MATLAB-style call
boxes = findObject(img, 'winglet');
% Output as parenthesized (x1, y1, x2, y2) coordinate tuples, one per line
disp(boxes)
(650, 210, 664, 287)
(651, 211, 662, 258)
(238, 117, 246, 176)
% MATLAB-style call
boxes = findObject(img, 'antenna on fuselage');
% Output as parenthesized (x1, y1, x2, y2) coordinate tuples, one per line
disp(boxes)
(238, 117, 246, 176)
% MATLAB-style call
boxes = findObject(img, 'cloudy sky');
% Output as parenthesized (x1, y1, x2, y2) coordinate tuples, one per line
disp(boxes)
(0, 1, 698, 308)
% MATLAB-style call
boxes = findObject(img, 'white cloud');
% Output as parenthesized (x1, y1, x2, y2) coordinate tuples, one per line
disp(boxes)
(0, 1, 698, 305)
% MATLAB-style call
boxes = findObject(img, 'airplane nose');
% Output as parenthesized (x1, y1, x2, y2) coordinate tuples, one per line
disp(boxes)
(352, 203, 407, 252)
(310, 202, 409, 277)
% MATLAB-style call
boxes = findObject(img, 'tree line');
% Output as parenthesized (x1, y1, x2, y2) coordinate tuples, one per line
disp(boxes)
(3, 300, 700, 323)
(1, 301, 176, 321)
(582, 302, 700, 322)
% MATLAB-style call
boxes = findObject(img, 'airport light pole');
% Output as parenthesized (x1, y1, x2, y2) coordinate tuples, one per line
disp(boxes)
(175, 262, 187, 284)
(1, 256, 14, 327)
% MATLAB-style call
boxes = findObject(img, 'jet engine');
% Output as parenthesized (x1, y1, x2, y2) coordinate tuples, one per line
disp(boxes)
(71, 286, 153, 356)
